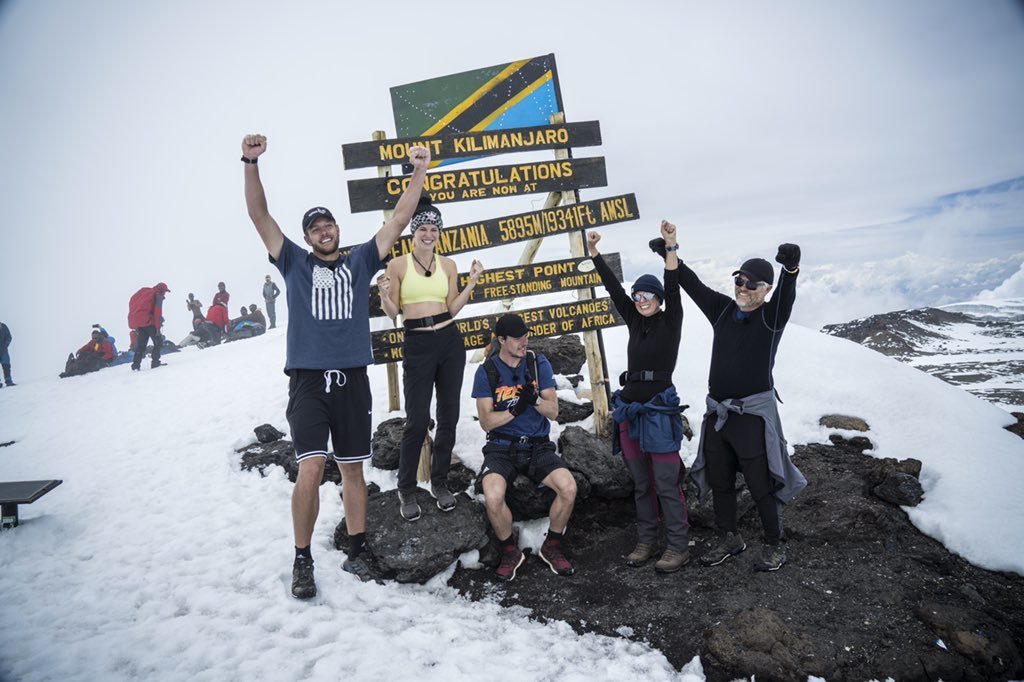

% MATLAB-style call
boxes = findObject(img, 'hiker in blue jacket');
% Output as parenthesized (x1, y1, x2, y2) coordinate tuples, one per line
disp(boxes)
(589, 221, 690, 573)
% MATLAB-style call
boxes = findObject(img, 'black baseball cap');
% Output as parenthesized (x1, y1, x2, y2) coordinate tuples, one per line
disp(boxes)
(302, 206, 336, 232)
(732, 257, 775, 286)
(494, 313, 530, 338)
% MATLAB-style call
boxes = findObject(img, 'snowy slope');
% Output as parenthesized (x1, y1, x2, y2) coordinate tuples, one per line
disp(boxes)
(1, 298, 1022, 681)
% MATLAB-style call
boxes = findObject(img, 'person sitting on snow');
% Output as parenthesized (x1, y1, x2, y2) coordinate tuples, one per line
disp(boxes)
(61, 328, 116, 378)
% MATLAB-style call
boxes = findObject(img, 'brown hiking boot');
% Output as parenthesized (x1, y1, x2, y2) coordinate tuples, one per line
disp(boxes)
(655, 548, 690, 573)
(625, 543, 657, 567)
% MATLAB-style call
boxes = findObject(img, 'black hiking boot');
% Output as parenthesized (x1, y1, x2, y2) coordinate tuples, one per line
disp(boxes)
(291, 555, 316, 599)
(699, 532, 747, 567)
(398, 490, 421, 521)
(753, 543, 787, 572)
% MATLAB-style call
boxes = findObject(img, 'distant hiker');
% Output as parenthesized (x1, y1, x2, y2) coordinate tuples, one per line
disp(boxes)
(128, 282, 170, 371)
(242, 132, 430, 599)
(212, 282, 230, 308)
(263, 275, 281, 328)
(0, 321, 14, 386)
(61, 328, 116, 377)
(472, 313, 577, 582)
(179, 317, 224, 348)
(186, 293, 204, 321)
(588, 221, 691, 574)
(205, 301, 230, 333)
(682, 240, 807, 572)
(378, 195, 484, 521)
(246, 304, 266, 328)
(93, 324, 118, 355)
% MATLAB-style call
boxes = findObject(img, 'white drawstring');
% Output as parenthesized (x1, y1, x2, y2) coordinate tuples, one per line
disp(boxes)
(323, 370, 347, 393)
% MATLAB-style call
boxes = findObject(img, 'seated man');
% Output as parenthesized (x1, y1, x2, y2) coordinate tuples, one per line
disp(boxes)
(60, 328, 116, 377)
(246, 304, 267, 329)
(472, 313, 577, 582)
(179, 317, 224, 348)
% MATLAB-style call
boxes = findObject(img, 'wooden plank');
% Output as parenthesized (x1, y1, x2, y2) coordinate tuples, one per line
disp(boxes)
(347, 157, 608, 213)
(371, 297, 624, 364)
(340, 193, 639, 260)
(0, 480, 63, 504)
(368, 253, 624, 318)
(341, 121, 602, 169)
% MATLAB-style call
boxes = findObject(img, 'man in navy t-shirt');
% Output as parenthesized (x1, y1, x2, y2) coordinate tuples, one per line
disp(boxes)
(242, 133, 431, 599)
(472, 313, 578, 582)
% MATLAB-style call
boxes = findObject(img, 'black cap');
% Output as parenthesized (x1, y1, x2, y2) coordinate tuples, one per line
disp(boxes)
(631, 274, 665, 302)
(732, 257, 775, 286)
(494, 313, 529, 338)
(302, 206, 335, 232)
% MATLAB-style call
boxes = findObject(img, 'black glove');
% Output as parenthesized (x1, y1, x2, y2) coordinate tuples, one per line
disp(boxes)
(509, 381, 538, 417)
(648, 237, 667, 259)
(775, 243, 801, 270)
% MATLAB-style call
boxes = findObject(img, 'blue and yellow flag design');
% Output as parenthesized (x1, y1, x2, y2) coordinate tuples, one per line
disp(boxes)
(390, 54, 563, 166)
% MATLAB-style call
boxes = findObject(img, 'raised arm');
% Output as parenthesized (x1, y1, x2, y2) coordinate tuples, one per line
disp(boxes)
(587, 230, 636, 323)
(446, 259, 483, 318)
(242, 134, 285, 261)
(764, 243, 800, 328)
(375, 146, 431, 260)
(661, 220, 683, 328)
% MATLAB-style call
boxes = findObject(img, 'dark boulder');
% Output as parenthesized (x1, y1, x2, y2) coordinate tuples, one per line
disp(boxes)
(873, 472, 925, 507)
(556, 398, 594, 424)
(819, 414, 870, 432)
(558, 426, 632, 499)
(370, 416, 434, 471)
(334, 488, 488, 584)
(238, 437, 340, 485)
(528, 335, 585, 376)
(254, 423, 285, 444)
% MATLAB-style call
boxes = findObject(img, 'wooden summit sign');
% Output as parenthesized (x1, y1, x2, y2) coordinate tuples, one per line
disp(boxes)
(371, 297, 624, 364)
(368, 253, 624, 318)
(341, 121, 602, 170)
(347, 157, 607, 213)
(340, 194, 639, 260)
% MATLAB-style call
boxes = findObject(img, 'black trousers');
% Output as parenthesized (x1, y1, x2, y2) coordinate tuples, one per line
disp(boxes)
(701, 411, 783, 542)
(131, 326, 162, 369)
(397, 324, 465, 492)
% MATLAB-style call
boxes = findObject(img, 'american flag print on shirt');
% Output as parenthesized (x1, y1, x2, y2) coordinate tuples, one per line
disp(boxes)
(311, 263, 354, 320)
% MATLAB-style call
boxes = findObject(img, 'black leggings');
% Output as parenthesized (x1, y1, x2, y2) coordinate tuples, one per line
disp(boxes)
(701, 411, 783, 542)
(397, 324, 466, 492)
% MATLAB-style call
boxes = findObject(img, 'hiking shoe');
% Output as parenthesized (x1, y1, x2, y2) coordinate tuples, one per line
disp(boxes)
(539, 539, 575, 576)
(495, 545, 525, 582)
(753, 543, 787, 572)
(398, 490, 421, 521)
(430, 482, 456, 512)
(625, 543, 657, 567)
(342, 556, 373, 582)
(151, 360, 166, 369)
(699, 532, 747, 567)
(291, 556, 317, 599)
(655, 548, 691, 573)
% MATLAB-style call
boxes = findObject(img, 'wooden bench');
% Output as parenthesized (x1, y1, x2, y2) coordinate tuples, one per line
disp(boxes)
(0, 480, 63, 529)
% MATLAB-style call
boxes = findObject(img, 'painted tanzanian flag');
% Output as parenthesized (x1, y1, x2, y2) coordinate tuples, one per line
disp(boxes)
(390, 54, 564, 166)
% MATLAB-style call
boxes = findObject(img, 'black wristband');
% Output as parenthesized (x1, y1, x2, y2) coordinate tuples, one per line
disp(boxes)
(241, 156, 258, 165)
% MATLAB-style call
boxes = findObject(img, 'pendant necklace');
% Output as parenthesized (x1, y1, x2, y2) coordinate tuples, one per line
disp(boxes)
(411, 252, 433, 277)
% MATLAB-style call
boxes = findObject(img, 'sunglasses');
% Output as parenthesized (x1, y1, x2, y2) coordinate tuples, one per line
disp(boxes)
(631, 291, 658, 302)
(734, 276, 763, 291)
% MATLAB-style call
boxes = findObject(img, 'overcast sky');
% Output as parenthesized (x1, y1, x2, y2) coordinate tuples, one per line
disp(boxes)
(1, 0, 1023, 382)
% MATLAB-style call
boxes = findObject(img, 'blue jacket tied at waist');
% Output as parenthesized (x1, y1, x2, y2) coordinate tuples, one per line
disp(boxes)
(611, 386, 688, 454)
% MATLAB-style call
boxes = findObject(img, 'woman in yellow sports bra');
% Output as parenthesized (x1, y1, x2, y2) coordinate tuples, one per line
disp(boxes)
(379, 195, 483, 521)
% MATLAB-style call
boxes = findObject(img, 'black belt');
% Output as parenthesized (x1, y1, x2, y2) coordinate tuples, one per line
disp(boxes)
(404, 311, 452, 330)
(487, 433, 549, 445)
(619, 370, 673, 386)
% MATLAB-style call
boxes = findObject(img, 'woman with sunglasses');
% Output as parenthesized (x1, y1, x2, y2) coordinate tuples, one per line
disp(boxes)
(588, 220, 691, 574)
(379, 195, 484, 522)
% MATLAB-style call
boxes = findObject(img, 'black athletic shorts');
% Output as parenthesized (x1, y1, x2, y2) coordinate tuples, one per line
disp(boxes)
(480, 440, 566, 486)
(286, 368, 372, 464)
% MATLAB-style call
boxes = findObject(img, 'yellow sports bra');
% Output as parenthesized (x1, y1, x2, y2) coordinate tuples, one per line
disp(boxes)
(400, 253, 449, 305)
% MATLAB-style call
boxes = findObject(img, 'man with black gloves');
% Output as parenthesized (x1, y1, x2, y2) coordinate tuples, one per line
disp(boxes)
(682, 241, 807, 572)
(473, 313, 577, 582)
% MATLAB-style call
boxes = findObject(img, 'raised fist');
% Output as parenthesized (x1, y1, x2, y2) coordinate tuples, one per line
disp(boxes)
(242, 134, 267, 159)
(408, 145, 431, 172)
(376, 274, 391, 297)
(468, 259, 485, 282)
(775, 243, 801, 270)
(587, 231, 602, 256)
(660, 220, 677, 246)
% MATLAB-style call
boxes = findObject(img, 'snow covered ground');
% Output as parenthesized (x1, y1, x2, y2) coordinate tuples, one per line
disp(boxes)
(1, 293, 1022, 681)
